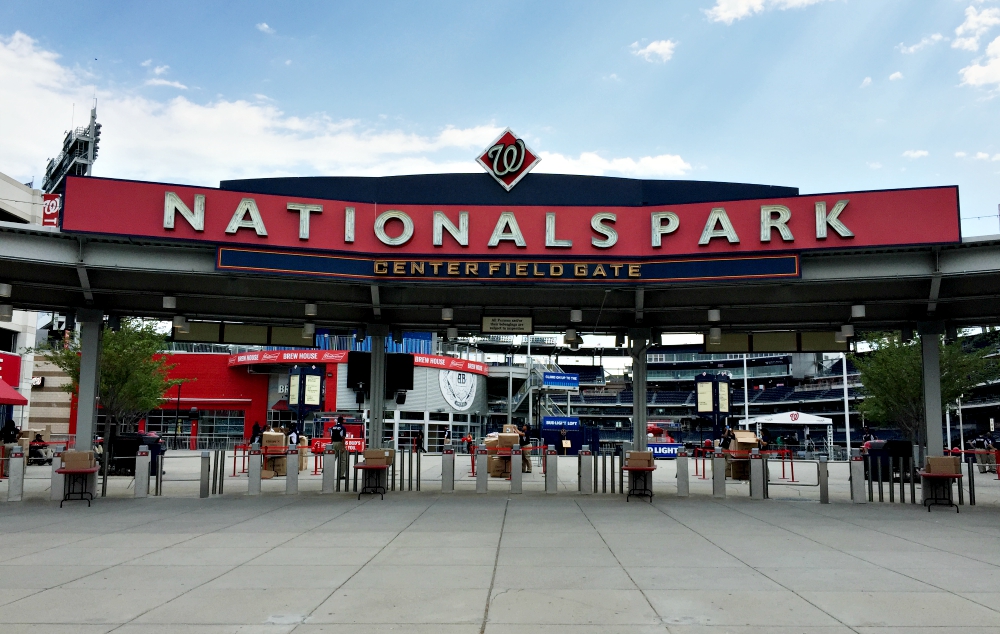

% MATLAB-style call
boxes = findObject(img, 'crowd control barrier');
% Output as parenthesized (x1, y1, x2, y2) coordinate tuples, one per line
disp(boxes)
(862, 454, 917, 505)
(509, 447, 522, 494)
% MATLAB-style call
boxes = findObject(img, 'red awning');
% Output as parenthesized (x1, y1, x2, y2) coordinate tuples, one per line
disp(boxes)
(0, 379, 27, 406)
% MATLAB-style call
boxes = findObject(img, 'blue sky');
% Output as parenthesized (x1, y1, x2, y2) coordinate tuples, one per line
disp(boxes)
(2, 0, 999, 234)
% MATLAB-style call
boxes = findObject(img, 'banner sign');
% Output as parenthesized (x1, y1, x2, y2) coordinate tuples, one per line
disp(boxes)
(61, 177, 960, 283)
(227, 349, 489, 375)
(42, 194, 61, 227)
(542, 416, 580, 430)
(648, 443, 683, 459)
(481, 316, 533, 334)
(542, 372, 580, 390)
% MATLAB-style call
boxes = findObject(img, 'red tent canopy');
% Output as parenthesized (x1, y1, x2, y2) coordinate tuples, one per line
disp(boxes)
(0, 379, 27, 406)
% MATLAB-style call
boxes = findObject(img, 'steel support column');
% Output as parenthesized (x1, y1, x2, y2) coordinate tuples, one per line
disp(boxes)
(369, 325, 388, 449)
(75, 309, 103, 451)
(629, 328, 652, 451)
(921, 325, 944, 457)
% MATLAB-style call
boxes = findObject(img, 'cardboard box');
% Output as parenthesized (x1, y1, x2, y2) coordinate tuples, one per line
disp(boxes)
(61, 451, 95, 469)
(261, 469, 275, 479)
(503, 424, 519, 433)
(488, 456, 506, 478)
(484, 435, 499, 454)
(926, 456, 961, 474)
(261, 431, 286, 447)
(625, 450, 653, 468)
(272, 456, 287, 476)
(498, 433, 520, 448)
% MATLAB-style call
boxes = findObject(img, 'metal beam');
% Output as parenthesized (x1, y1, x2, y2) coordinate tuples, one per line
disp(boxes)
(370, 284, 381, 318)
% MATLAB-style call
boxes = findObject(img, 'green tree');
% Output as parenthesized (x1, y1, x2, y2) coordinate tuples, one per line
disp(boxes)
(33, 318, 186, 434)
(851, 332, 1000, 445)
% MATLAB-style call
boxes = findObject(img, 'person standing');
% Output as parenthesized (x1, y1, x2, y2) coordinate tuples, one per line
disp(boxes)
(414, 429, 425, 453)
(443, 428, 452, 447)
(985, 437, 997, 474)
(974, 435, 989, 473)
(330, 416, 347, 478)
(248, 422, 262, 446)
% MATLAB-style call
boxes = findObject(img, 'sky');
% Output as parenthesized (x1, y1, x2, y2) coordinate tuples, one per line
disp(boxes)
(1, 0, 999, 235)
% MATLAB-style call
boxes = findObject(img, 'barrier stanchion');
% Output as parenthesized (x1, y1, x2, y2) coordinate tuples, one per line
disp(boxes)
(509, 447, 522, 494)
(286, 446, 299, 495)
(218, 449, 225, 495)
(712, 452, 726, 498)
(135, 447, 150, 498)
(7, 447, 24, 502)
(199, 451, 211, 498)
(50, 450, 64, 502)
(749, 449, 765, 500)
(352, 451, 359, 493)
(475, 446, 488, 493)
(602, 451, 608, 493)
(442, 447, 455, 493)
(321, 446, 335, 494)
(416, 448, 421, 492)
(968, 460, 976, 506)
(819, 456, 829, 504)
(247, 443, 261, 496)
(849, 449, 866, 503)
(545, 448, 559, 494)
(676, 452, 689, 497)
(579, 446, 592, 495)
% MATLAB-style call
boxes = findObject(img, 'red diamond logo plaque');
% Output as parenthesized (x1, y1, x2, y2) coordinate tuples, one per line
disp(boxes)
(476, 128, 540, 191)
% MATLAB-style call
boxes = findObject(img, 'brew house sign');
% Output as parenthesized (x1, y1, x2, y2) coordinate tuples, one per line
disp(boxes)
(60, 131, 960, 284)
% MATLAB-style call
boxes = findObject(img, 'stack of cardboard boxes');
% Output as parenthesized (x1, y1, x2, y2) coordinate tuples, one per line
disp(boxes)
(726, 430, 760, 480)
(625, 450, 653, 469)
(925, 455, 961, 474)
(261, 430, 285, 478)
(363, 448, 394, 466)
(17, 425, 52, 451)
(484, 425, 521, 478)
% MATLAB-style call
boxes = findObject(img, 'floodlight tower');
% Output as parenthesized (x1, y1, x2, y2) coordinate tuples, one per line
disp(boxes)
(42, 101, 101, 195)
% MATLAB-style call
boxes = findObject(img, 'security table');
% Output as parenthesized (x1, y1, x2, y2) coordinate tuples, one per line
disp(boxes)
(55, 466, 100, 507)
(919, 471, 962, 512)
(622, 465, 656, 502)
(354, 464, 388, 500)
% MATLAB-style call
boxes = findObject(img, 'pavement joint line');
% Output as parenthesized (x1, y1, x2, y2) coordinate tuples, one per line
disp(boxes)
(744, 498, 1000, 617)
(573, 499, 672, 632)
(479, 496, 510, 634)
(78, 495, 316, 632)
(650, 498, 864, 634)
(289, 492, 444, 632)
(696, 498, 1000, 621)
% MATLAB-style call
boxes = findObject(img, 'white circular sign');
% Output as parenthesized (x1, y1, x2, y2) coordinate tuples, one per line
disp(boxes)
(439, 370, 477, 411)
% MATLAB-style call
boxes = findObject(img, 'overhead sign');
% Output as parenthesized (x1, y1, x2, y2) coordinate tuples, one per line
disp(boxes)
(476, 128, 540, 191)
(542, 372, 580, 390)
(227, 350, 488, 375)
(61, 178, 960, 284)
(481, 316, 533, 334)
(542, 416, 580, 429)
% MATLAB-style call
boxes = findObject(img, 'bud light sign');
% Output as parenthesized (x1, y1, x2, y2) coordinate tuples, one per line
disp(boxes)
(542, 416, 580, 430)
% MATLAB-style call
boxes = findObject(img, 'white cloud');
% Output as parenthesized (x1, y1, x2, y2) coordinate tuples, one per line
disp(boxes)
(705, 0, 832, 25)
(889, 71, 904, 81)
(536, 151, 691, 177)
(860, 76, 872, 88)
(630, 39, 677, 62)
(144, 78, 187, 89)
(867, 162, 882, 169)
(960, 34, 1000, 86)
(285, 60, 292, 66)
(0, 31, 691, 185)
(955, 151, 967, 157)
(153, 65, 169, 76)
(902, 150, 929, 159)
(256, 22, 275, 34)
(603, 73, 621, 81)
(995, 154, 1000, 161)
(141, 59, 152, 67)
(898, 33, 945, 54)
(976, 151, 991, 159)
(953, 6, 1000, 51)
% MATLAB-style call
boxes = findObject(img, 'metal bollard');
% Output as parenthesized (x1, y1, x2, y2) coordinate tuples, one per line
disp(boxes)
(200, 451, 211, 499)
(819, 456, 829, 504)
(156, 450, 165, 496)
(247, 443, 262, 496)
(849, 449, 867, 503)
(476, 446, 488, 493)
(211, 450, 218, 495)
(218, 449, 225, 495)
(676, 452, 689, 497)
(322, 447, 335, 494)
(50, 450, 64, 502)
(578, 448, 593, 494)
(712, 452, 726, 498)
(286, 446, 299, 495)
(968, 460, 976, 506)
(416, 449, 421, 492)
(352, 451, 359, 493)
(545, 448, 559, 494)
(442, 447, 455, 493)
(749, 449, 765, 500)
(7, 446, 24, 502)
(602, 452, 608, 493)
(510, 447, 522, 494)
(135, 447, 151, 498)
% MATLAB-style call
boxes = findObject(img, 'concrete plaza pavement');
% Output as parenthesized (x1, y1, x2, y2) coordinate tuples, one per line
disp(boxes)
(2, 475, 1000, 633)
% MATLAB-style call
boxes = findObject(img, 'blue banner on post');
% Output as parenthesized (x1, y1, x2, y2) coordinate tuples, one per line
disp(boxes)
(542, 372, 580, 390)
(648, 443, 684, 459)
(541, 416, 580, 430)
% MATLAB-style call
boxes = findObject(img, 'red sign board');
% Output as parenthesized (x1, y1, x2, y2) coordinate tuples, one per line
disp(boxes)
(42, 194, 61, 227)
(61, 177, 961, 260)
(0, 352, 22, 387)
(228, 350, 489, 375)
(476, 128, 540, 191)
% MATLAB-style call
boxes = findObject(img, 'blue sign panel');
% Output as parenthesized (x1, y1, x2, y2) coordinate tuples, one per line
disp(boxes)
(648, 443, 684, 459)
(542, 416, 581, 430)
(543, 372, 580, 390)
